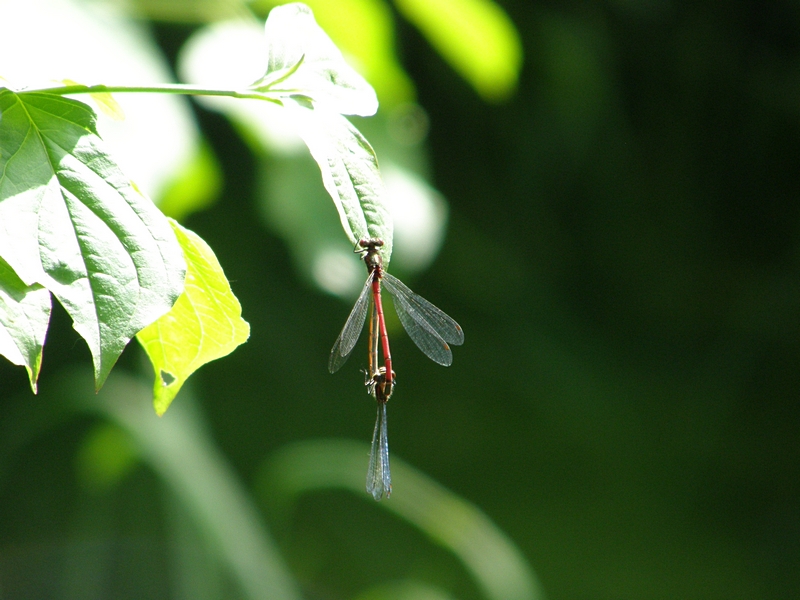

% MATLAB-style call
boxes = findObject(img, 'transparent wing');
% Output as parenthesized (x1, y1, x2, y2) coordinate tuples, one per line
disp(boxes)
(382, 273, 464, 345)
(382, 272, 464, 366)
(366, 402, 391, 501)
(328, 274, 373, 373)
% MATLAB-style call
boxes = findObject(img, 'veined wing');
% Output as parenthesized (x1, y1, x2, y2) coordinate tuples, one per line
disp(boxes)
(328, 273, 373, 373)
(382, 272, 464, 366)
(366, 402, 391, 500)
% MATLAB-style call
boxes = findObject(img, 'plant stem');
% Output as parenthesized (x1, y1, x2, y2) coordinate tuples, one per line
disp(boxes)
(21, 83, 283, 104)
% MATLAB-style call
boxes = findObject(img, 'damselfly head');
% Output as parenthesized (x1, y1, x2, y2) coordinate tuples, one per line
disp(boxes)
(358, 238, 384, 273)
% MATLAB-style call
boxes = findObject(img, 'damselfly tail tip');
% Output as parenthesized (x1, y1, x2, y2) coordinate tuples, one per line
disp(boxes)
(368, 484, 391, 501)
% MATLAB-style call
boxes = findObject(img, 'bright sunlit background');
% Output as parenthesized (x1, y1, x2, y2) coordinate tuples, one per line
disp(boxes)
(1, 0, 799, 599)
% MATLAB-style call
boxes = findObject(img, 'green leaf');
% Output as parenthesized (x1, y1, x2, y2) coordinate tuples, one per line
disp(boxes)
(136, 219, 250, 416)
(255, 5, 392, 257)
(0, 256, 51, 393)
(0, 88, 186, 390)
(253, 0, 416, 107)
(254, 2, 379, 117)
(394, 0, 522, 101)
(284, 99, 393, 264)
(177, 5, 392, 260)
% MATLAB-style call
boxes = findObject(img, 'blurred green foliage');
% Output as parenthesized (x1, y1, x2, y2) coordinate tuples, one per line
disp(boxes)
(1, 0, 799, 599)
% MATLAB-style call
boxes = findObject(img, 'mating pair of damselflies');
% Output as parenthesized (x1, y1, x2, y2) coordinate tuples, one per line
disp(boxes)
(329, 239, 464, 500)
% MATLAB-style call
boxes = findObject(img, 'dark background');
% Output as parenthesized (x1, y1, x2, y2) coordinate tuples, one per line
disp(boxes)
(2, 1, 799, 599)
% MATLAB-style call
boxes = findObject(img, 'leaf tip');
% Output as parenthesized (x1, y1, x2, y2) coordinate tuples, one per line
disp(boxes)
(93, 359, 116, 394)
(24, 364, 41, 395)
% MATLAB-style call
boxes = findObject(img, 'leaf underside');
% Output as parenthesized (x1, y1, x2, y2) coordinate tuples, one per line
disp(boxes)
(263, 4, 391, 261)
(283, 100, 392, 263)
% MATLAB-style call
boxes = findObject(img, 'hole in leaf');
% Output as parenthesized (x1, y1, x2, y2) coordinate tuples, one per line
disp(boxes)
(160, 370, 176, 386)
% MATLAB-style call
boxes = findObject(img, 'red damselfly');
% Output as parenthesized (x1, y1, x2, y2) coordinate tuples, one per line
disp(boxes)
(328, 239, 464, 376)
(329, 238, 463, 501)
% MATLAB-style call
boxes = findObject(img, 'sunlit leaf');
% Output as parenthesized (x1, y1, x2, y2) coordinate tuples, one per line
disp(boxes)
(137, 219, 250, 416)
(394, 0, 522, 101)
(252, 0, 415, 106)
(0, 88, 186, 390)
(0, 256, 51, 393)
(254, 2, 379, 117)
(0, 0, 200, 205)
